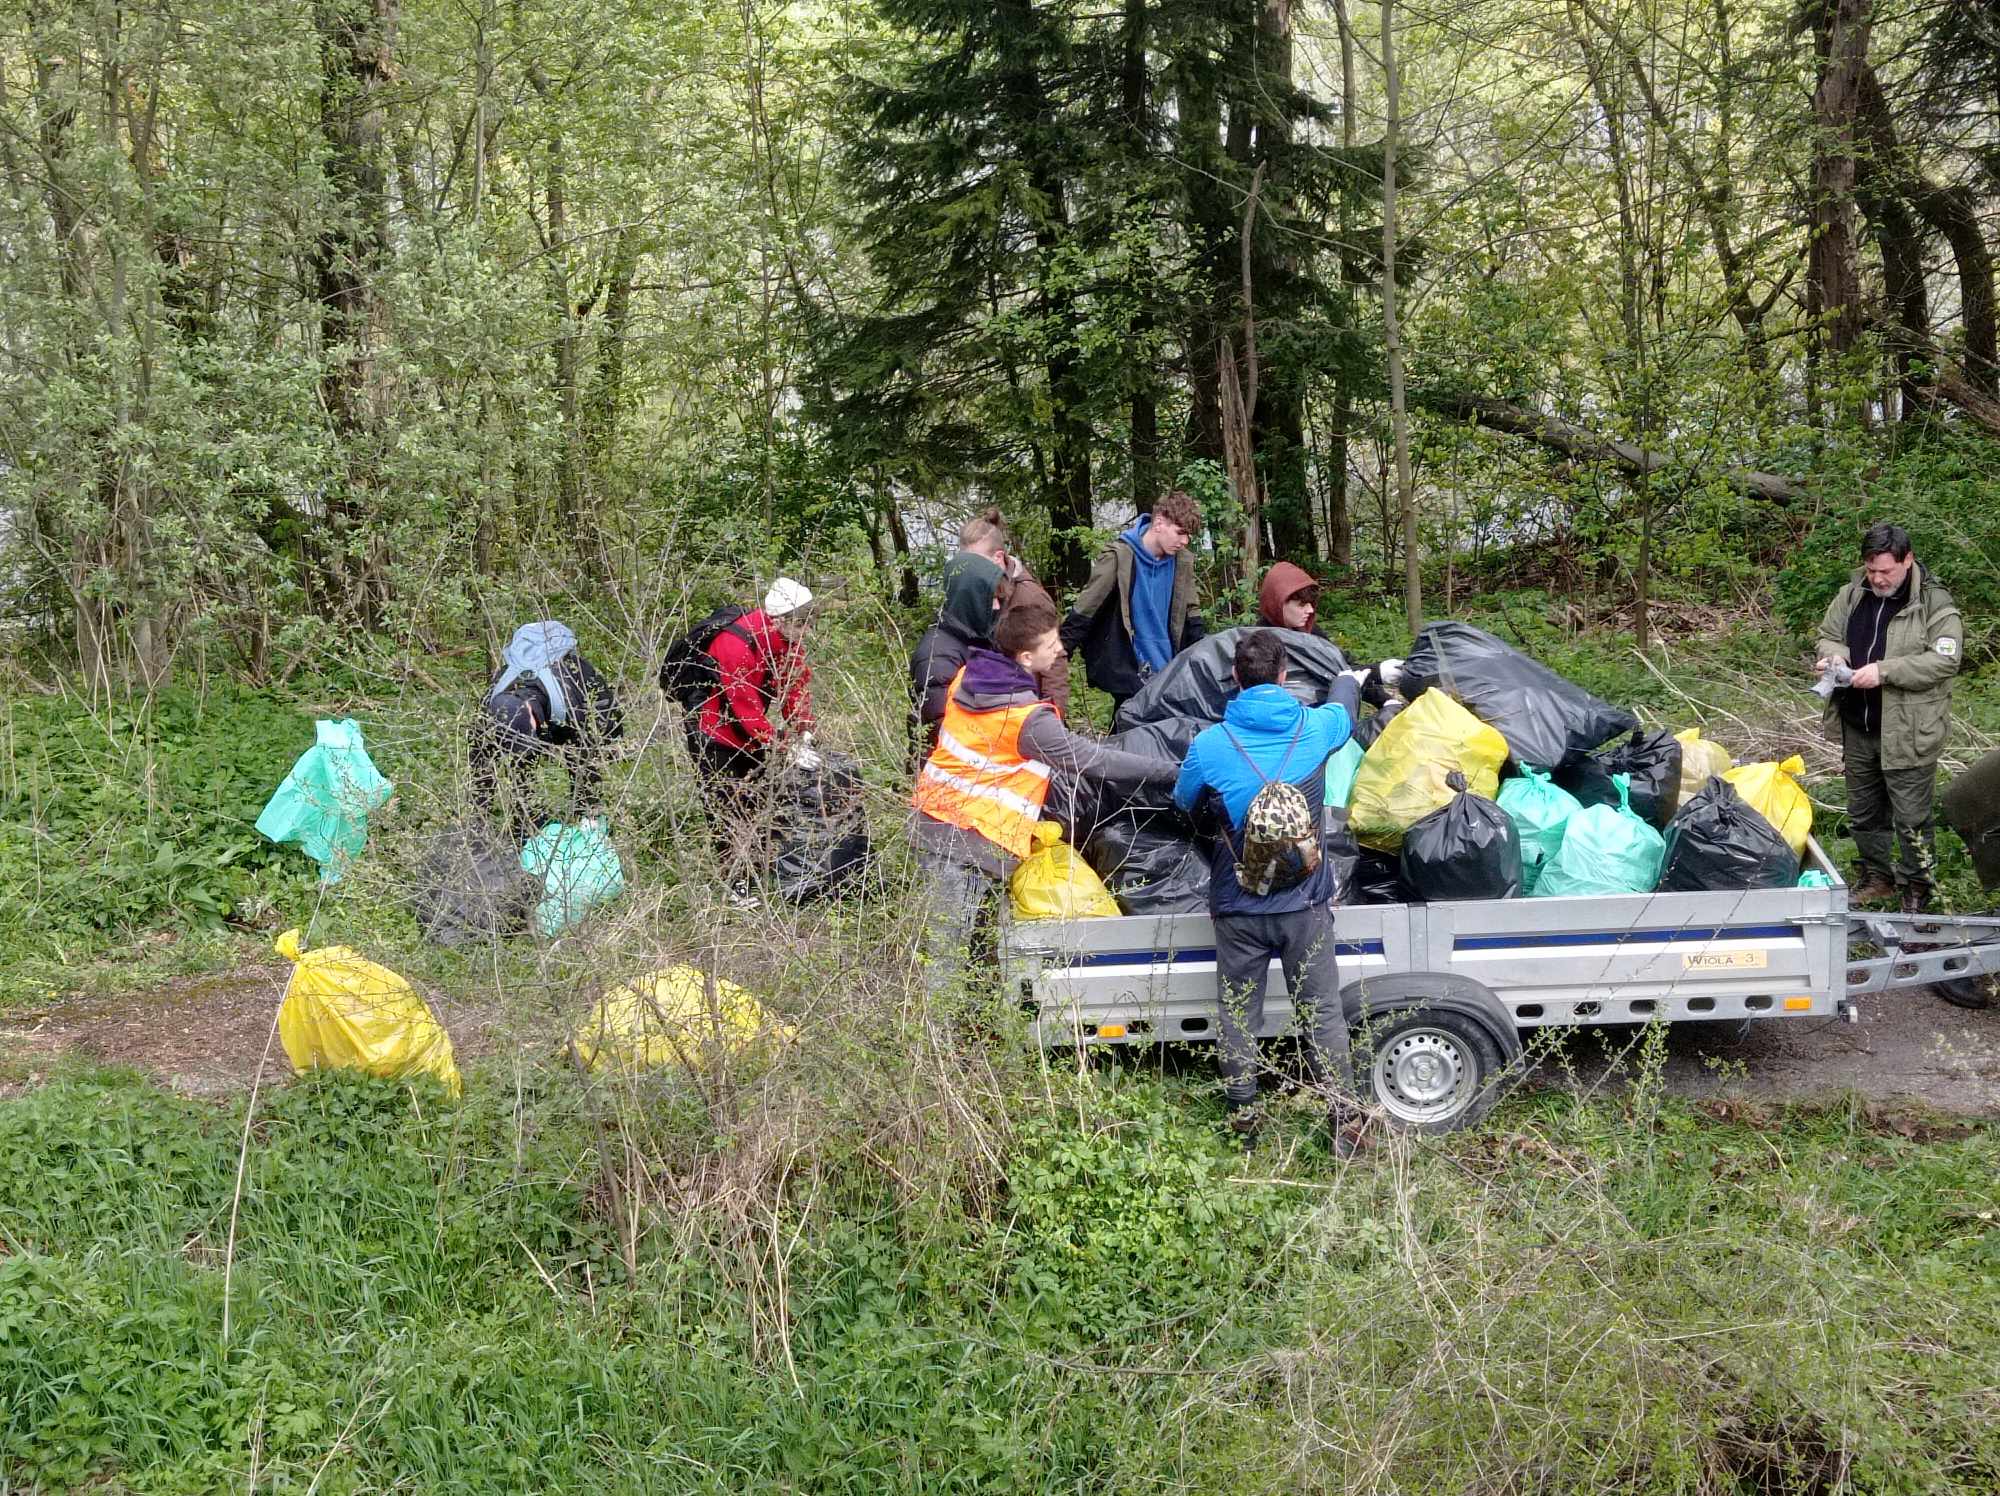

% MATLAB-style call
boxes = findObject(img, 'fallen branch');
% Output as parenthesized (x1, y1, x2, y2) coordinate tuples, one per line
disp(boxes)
(1420, 390, 1808, 504)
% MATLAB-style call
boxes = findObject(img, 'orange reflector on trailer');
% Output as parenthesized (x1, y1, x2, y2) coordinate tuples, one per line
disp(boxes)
(1783, 996, 1813, 1011)
(1098, 1023, 1127, 1039)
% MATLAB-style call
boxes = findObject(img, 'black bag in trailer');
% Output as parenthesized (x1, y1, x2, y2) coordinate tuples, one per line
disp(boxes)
(1399, 771, 1523, 901)
(1559, 728, 1684, 829)
(1656, 777, 1799, 893)
(1401, 621, 1637, 770)
(1083, 815, 1213, 914)
(1113, 627, 1350, 732)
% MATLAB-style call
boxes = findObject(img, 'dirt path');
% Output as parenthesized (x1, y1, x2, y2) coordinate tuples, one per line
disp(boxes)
(5, 963, 1999, 1114)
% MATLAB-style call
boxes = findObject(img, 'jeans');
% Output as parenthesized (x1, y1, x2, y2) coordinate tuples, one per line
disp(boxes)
(1213, 904, 1353, 1106)
(1842, 723, 1939, 891)
(686, 725, 767, 869)
(914, 852, 999, 998)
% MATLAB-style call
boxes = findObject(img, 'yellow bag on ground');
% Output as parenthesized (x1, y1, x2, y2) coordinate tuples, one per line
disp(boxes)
(1009, 821, 1121, 920)
(1674, 728, 1734, 804)
(573, 966, 793, 1073)
(1348, 691, 1509, 852)
(273, 929, 462, 1096)
(1725, 754, 1812, 856)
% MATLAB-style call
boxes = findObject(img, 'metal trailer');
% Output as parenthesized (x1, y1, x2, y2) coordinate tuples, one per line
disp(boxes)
(999, 836, 2000, 1132)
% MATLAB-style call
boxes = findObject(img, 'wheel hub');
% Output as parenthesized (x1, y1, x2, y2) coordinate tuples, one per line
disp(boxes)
(1374, 1029, 1471, 1124)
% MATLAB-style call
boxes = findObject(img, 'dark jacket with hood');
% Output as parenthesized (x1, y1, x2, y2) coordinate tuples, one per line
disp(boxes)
(1059, 516, 1207, 700)
(911, 648, 1178, 877)
(911, 554, 1006, 755)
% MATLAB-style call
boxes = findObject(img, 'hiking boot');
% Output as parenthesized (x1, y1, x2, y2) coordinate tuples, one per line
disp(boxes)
(1328, 1104, 1372, 1161)
(1225, 1101, 1261, 1152)
(1899, 883, 1933, 916)
(1850, 872, 1896, 905)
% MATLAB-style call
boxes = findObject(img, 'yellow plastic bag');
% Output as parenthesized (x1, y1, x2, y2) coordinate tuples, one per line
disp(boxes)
(1674, 728, 1734, 805)
(273, 929, 462, 1096)
(1349, 691, 1509, 852)
(572, 966, 793, 1074)
(1725, 754, 1813, 856)
(1009, 821, 1121, 920)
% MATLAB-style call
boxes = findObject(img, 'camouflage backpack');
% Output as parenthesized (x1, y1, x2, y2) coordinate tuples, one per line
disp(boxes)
(1222, 718, 1321, 896)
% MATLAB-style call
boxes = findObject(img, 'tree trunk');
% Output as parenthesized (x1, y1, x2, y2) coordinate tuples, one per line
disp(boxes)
(1382, 0, 1420, 634)
(1809, 0, 1872, 380)
(1123, 0, 1161, 505)
(1326, 0, 1359, 570)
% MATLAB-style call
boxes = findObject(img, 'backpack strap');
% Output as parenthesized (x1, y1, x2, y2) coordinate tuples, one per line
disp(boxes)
(1220, 714, 1307, 787)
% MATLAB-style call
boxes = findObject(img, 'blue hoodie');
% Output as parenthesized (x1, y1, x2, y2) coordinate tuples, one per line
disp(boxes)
(1174, 682, 1357, 914)
(1121, 516, 1178, 673)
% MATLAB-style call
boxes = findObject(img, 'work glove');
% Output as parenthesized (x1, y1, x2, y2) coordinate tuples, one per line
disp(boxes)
(1810, 660, 1853, 701)
(787, 732, 824, 772)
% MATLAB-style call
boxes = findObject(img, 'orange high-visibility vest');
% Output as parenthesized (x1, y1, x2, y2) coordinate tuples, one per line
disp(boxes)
(911, 669, 1053, 858)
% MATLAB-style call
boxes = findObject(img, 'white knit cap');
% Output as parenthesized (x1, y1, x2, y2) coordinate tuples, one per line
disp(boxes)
(764, 577, 814, 617)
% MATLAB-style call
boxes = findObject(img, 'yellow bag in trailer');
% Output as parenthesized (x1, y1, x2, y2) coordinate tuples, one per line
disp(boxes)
(1725, 755, 1813, 856)
(1674, 728, 1734, 804)
(1009, 821, 1121, 920)
(1348, 690, 1509, 852)
(573, 966, 794, 1074)
(273, 930, 462, 1096)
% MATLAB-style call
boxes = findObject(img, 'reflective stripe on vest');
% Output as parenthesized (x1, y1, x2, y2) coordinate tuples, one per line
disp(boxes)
(911, 669, 1051, 858)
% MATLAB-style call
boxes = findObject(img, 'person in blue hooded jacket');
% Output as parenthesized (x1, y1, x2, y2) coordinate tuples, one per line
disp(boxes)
(1174, 629, 1370, 1153)
(1058, 490, 1208, 714)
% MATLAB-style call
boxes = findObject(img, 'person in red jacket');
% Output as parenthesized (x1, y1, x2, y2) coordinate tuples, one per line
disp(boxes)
(689, 578, 817, 867)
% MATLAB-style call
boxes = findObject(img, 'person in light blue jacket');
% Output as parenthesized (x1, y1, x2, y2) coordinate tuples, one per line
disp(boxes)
(1174, 629, 1369, 1153)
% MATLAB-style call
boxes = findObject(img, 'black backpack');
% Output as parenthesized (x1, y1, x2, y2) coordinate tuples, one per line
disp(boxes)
(658, 606, 756, 711)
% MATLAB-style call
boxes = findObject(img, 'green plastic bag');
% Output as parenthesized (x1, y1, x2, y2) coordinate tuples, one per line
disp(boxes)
(254, 719, 394, 884)
(1797, 870, 1834, 889)
(1532, 774, 1664, 898)
(1323, 739, 1364, 809)
(521, 818, 625, 936)
(1496, 764, 1579, 894)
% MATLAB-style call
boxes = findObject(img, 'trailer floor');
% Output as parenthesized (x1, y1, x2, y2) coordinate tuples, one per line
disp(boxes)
(1528, 984, 2000, 1116)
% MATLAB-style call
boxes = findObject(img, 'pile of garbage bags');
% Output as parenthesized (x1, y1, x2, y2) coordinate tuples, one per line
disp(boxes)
(1041, 617, 1824, 917)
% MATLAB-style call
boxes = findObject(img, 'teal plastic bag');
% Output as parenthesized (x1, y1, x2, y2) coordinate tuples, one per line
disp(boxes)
(1497, 764, 1580, 894)
(1323, 739, 1364, 809)
(254, 719, 394, 884)
(1797, 870, 1834, 889)
(521, 819, 625, 936)
(1532, 774, 1664, 898)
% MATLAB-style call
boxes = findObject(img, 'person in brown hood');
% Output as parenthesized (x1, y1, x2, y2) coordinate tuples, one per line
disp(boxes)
(1258, 562, 1326, 636)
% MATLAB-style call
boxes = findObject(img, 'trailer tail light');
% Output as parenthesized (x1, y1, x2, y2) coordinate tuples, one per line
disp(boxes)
(1783, 996, 1813, 1011)
(1097, 1023, 1127, 1039)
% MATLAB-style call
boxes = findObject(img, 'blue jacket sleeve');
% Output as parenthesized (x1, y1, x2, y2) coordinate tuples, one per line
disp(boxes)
(1172, 739, 1209, 813)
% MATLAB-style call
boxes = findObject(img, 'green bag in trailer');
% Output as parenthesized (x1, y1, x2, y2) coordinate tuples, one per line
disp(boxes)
(1532, 774, 1664, 898)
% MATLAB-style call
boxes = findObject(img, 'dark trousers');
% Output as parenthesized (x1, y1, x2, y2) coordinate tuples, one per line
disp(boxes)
(686, 724, 767, 869)
(1213, 905, 1354, 1106)
(470, 726, 601, 843)
(1842, 724, 1939, 891)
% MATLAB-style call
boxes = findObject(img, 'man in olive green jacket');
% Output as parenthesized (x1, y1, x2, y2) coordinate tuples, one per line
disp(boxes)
(1815, 523, 1963, 911)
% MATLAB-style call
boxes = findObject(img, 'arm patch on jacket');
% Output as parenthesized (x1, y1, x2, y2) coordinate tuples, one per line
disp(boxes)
(1937, 637, 1959, 657)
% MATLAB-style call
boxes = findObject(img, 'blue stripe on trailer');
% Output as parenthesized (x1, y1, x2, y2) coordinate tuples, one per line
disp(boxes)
(1452, 924, 1802, 951)
(1065, 941, 1385, 969)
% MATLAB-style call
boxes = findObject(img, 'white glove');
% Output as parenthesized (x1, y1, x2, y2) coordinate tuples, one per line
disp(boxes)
(1339, 668, 1373, 690)
(788, 733, 823, 772)
(1376, 657, 1405, 689)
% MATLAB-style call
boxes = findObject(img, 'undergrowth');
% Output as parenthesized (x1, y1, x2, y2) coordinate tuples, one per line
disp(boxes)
(0, 1063, 1994, 1492)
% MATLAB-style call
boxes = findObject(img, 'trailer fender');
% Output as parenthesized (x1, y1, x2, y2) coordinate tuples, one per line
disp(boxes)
(1340, 972, 1523, 1064)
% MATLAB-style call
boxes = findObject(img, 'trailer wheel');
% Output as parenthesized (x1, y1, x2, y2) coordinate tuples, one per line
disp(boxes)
(1936, 975, 1996, 1010)
(1356, 1008, 1506, 1133)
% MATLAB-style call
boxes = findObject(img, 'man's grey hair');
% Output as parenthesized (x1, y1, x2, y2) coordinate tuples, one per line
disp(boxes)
(1861, 522, 1912, 561)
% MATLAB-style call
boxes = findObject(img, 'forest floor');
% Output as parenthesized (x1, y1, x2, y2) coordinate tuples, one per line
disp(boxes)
(6, 960, 1997, 1114)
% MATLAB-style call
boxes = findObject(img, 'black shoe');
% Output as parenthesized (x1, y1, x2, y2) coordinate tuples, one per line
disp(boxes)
(1851, 873, 1897, 906)
(1900, 884, 1933, 916)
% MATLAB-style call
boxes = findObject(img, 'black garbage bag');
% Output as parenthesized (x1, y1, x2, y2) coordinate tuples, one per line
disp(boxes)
(1083, 816, 1212, 914)
(1114, 627, 1349, 731)
(1046, 720, 1191, 844)
(1110, 717, 1204, 762)
(1353, 698, 1404, 751)
(1559, 728, 1684, 829)
(764, 750, 873, 902)
(1401, 621, 1637, 770)
(1351, 847, 1416, 905)
(415, 821, 538, 946)
(1399, 771, 1523, 901)
(1657, 778, 1799, 893)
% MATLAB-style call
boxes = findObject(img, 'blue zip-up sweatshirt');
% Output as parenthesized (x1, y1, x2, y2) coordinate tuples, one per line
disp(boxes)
(1174, 681, 1359, 914)
(1121, 517, 1178, 673)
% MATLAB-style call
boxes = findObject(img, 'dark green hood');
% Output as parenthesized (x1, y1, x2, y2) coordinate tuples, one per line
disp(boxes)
(937, 553, 1004, 643)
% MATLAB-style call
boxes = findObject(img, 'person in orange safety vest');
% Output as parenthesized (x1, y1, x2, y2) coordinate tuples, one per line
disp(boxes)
(909, 596, 1177, 994)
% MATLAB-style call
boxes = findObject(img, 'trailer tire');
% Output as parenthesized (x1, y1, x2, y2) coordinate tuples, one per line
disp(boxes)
(1936, 975, 1996, 1010)
(1351, 1007, 1509, 1134)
